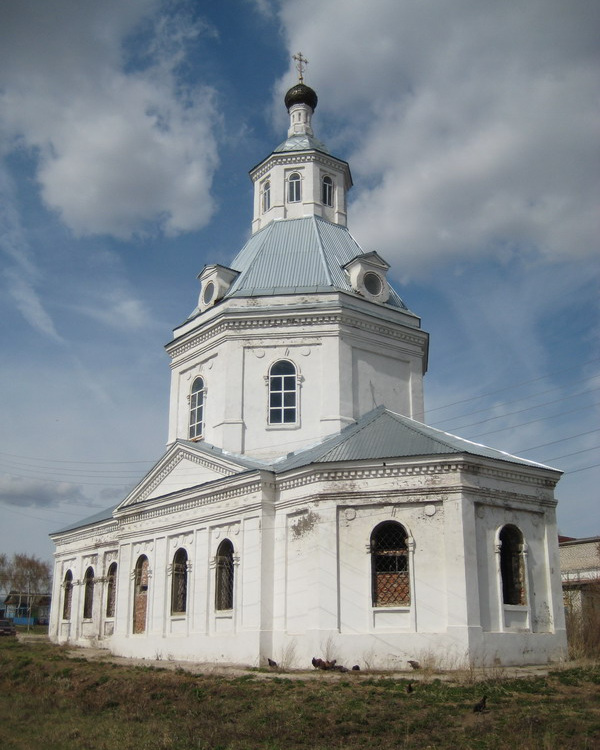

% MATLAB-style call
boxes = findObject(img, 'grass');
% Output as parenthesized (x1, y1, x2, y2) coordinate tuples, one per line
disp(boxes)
(0, 639, 599, 749)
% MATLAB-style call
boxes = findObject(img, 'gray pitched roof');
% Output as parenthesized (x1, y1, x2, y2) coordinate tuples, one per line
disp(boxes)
(225, 216, 409, 311)
(273, 133, 330, 154)
(270, 406, 561, 473)
(52, 503, 120, 535)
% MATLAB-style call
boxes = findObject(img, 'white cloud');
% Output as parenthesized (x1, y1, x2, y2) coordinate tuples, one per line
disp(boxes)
(0, 0, 219, 239)
(274, 0, 600, 276)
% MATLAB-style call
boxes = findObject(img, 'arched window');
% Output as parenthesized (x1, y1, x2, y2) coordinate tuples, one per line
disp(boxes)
(288, 172, 301, 202)
(268, 360, 297, 424)
(106, 562, 117, 618)
(62, 570, 73, 620)
(189, 376, 205, 440)
(262, 180, 271, 212)
(171, 548, 188, 615)
(370, 522, 410, 607)
(133, 555, 149, 634)
(322, 175, 333, 206)
(499, 525, 526, 605)
(83, 566, 94, 619)
(215, 539, 234, 611)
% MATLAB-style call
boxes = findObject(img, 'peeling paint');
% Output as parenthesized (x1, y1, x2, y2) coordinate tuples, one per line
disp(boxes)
(290, 510, 319, 538)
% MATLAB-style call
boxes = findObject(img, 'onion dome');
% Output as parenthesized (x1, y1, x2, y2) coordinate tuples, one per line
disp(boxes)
(284, 83, 318, 112)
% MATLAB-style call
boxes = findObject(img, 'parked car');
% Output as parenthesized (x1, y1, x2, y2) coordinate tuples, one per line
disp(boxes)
(0, 619, 16, 636)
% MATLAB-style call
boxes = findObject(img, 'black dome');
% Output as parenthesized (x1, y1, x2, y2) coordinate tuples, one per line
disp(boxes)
(284, 83, 318, 112)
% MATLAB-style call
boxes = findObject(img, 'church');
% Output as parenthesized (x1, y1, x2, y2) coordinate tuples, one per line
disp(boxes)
(49, 67, 567, 669)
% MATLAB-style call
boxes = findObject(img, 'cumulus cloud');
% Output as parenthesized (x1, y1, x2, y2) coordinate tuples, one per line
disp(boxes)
(0, 474, 84, 509)
(274, 0, 600, 276)
(0, 0, 219, 239)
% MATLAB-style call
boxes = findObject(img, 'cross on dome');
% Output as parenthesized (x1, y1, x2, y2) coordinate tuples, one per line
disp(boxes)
(292, 52, 308, 83)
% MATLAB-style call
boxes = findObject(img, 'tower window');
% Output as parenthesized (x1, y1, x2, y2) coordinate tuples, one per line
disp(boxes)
(322, 175, 333, 206)
(262, 180, 271, 212)
(268, 360, 297, 424)
(189, 376, 206, 440)
(371, 521, 410, 607)
(288, 172, 301, 203)
(215, 539, 234, 611)
(499, 525, 526, 605)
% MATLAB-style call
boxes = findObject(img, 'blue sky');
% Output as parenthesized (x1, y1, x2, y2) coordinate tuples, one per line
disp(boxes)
(1, 0, 598, 563)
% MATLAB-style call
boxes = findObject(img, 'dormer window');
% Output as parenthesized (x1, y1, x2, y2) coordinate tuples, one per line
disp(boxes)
(262, 180, 271, 213)
(288, 172, 301, 203)
(322, 175, 333, 206)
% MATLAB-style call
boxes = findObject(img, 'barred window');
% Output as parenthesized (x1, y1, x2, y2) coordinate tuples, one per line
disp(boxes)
(288, 172, 301, 202)
(171, 548, 188, 615)
(83, 566, 94, 619)
(215, 539, 234, 611)
(62, 570, 73, 620)
(322, 175, 333, 206)
(133, 555, 149, 634)
(500, 525, 526, 605)
(189, 376, 206, 440)
(371, 522, 410, 607)
(269, 360, 297, 424)
(106, 562, 117, 618)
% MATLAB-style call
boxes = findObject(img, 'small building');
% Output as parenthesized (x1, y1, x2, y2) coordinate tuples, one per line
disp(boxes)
(559, 536, 600, 615)
(3, 591, 51, 625)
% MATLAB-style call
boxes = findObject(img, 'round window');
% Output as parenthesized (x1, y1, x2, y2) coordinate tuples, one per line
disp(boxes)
(363, 272, 383, 296)
(202, 281, 215, 305)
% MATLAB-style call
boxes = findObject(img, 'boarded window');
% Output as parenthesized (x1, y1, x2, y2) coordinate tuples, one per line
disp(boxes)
(106, 562, 117, 618)
(171, 548, 188, 615)
(83, 566, 94, 619)
(371, 522, 410, 607)
(133, 555, 149, 634)
(215, 539, 234, 611)
(500, 525, 526, 605)
(62, 570, 73, 620)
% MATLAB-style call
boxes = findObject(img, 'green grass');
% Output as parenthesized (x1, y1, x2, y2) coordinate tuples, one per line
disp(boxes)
(0, 639, 599, 749)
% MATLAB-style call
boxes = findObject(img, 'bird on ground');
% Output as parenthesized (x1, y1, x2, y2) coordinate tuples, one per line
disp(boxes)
(406, 682, 413, 694)
(352, 665, 360, 671)
(473, 696, 487, 713)
(267, 658, 278, 668)
(407, 660, 420, 670)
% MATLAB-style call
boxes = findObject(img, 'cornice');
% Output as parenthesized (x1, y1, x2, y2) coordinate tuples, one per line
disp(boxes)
(250, 151, 350, 182)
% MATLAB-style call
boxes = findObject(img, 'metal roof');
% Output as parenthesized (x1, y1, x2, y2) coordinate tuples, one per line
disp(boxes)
(225, 216, 409, 310)
(273, 133, 330, 154)
(270, 406, 561, 473)
(52, 503, 120, 535)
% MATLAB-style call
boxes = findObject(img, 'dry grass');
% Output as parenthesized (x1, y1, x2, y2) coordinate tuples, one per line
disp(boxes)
(0, 639, 599, 749)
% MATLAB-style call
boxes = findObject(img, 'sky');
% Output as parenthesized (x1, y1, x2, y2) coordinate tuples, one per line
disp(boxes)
(0, 0, 598, 564)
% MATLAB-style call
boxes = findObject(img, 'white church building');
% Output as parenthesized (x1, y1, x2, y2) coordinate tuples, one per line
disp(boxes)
(49, 73, 567, 669)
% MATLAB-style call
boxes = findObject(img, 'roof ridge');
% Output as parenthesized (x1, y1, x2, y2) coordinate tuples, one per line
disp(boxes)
(312, 216, 335, 287)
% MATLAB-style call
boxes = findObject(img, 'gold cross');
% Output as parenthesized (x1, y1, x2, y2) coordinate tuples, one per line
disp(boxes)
(292, 52, 308, 83)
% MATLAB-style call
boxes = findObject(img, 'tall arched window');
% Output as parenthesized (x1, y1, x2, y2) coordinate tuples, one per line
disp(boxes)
(189, 376, 205, 440)
(499, 525, 526, 605)
(262, 180, 271, 212)
(370, 522, 410, 607)
(215, 539, 234, 611)
(288, 172, 301, 202)
(322, 175, 333, 206)
(171, 548, 188, 615)
(106, 562, 117, 618)
(268, 360, 297, 424)
(133, 555, 149, 634)
(83, 566, 94, 619)
(62, 570, 73, 620)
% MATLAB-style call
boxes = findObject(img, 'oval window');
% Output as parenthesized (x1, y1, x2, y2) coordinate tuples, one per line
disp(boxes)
(203, 281, 215, 305)
(363, 272, 383, 296)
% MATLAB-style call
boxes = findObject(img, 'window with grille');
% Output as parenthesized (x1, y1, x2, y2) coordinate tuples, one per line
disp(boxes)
(371, 522, 410, 607)
(83, 566, 94, 619)
(262, 180, 271, 212)
(189, 376, 205, 440)
(171, 548, 188, 615)
(268, 360, 297, 424)
(499, 525, 526, 605)
(215, 539, 234, 611)
(288, 172, 301, 202)
(105, 562, 117, 618)
(133, 555, 149, 634)
(62, 570, 73, 620)
(322, 175, 333, 206)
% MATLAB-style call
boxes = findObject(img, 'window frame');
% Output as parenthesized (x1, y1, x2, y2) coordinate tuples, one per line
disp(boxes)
(215, 539, 234, 612)
(83, 566, 94, 620)
(189, 376, 206, 440)
(321, 175, 333, 206)
(268, 359, 298, 426)
(105, 562, 117, 618)
(262, 179, 271, 213)
(171, 548, 188, 615)
(62, 570, 73, 620)
(287, 172, 301, 203)
(499, 525, 526, 606)
(133, 555, 149, 635)
(370, 521, 410, 608)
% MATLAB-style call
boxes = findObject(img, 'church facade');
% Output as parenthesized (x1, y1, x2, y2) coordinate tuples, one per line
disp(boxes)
(49, 75, 567, 669)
